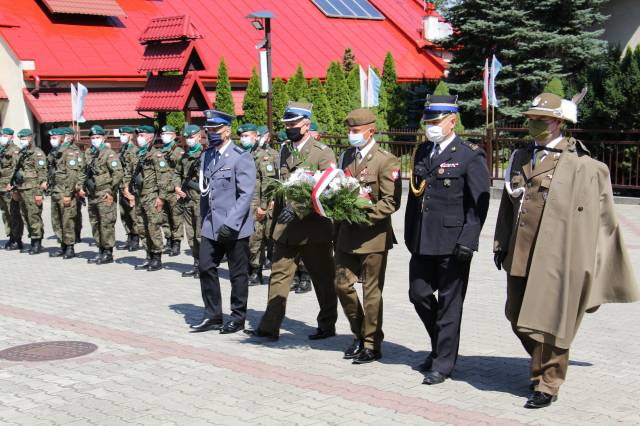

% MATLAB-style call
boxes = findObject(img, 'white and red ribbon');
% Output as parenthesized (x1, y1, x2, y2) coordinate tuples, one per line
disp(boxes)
(311, 167, 344, 217)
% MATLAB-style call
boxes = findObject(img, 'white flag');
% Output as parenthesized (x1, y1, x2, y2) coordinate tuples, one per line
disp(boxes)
(367, 66, 381, 107)
(76, 83, 88, 123)
(70, 84, 77, 123)
(359, 65, 367, 108)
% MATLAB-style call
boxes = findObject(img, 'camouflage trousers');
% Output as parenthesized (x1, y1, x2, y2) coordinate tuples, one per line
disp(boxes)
(249, 210, 272, 269)
(50, 192, 79, 246)
(160, 192, 184, 241)
(178, 198, 200, 259)
(119, 190, 141, 237)
(0, 191, 23, 241)
(87, 193, 117, 249)
(18, 188, 44, 239)
(136, 193, 164, 254)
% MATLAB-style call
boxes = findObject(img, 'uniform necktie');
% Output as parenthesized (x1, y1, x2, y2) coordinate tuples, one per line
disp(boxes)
(431, 143, 441, 159)
(356, 151, 363, 163)
(213, 150, 221, 166)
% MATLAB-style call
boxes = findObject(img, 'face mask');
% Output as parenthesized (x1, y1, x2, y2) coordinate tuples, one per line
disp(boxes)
(17, 139, 29, 150)
(527, 119, 552, 141)
(161, 134, 174, 144)
(50, 138, 61, 148)
(207, 132, 224, 147)
(285, 127, 304, 142)
(0, 136, 8, 146)
(120, 135, 130, 144)
(136, 136, 147, 147)
(258, 135, 267, 148)
(240, 136, 255, 150)
(90, 137, 103, 149)
(186, 137, 197, 147)
(348, 132, 368, 148)
(426, 125, 446, 144)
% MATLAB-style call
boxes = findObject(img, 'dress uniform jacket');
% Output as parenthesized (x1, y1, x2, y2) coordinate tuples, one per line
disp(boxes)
(405, 136, 490, 255)
(200, 144, 256, 241)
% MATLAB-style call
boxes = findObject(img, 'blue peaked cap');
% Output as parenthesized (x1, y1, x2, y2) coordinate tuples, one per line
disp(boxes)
(423, 95, 459, 122)
(204, 109, 234, 127)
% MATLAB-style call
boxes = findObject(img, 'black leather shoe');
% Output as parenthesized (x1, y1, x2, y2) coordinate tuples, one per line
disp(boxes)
(524, 391, 557, 409)
(243, 328, 279, 341)
(96, 248, 114, 265)
(169, 240, 180, 257)
(343, 339, 364, 359)
(189, 318, 223, 333)
(182, 260, 199, 277)
(417, 354, 434, 372)
(220, 320, 245, 334)
(63, 244, 75, 259)
(28, 239, 43, 255)
(49, 244, 66, 258)
(6, 240, 22, 250)
(3, 239, 13, 249)
(352, 348, 381, 364)
(422, 370, 448, 385)
(87, 249, 103, 264)
(147, 253, 162, 271)
(308, 328, 336, 340)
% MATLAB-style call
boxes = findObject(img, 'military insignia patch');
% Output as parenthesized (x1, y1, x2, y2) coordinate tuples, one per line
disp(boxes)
(444, 179, 452, 187)
(111, 161, 118, 167)
(159, 160, 166, 167)
(391, 169, 400, 180)
(266, 165, 274, 172)
(38, 160, 45, 166)
(69, 160, 76, 166)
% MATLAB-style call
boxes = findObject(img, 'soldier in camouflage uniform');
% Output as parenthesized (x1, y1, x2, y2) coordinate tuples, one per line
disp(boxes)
(116, 126, 141, 252)
(122, 125, 167, 272)
(175, 124, 203, 278)
(48, 127, 85, 259)
(84, 125, 123, 265)
(9, 129, 48, 255)
(0, 128, 24, 250)
(158, 125, 184, 257)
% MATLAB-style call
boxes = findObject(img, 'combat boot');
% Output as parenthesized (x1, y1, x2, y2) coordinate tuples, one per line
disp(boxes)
(87, 248, 103, 264)
(295, 272, 312, 294)
(49, 243, 66, 258)
(182, 259, 199, 278)
(135, 253, 152, 270)
(163, 238, 172, 254)
(63, 244, 75, 259)
(3, 238, 15, 249)
(8, 240, 23, 251)
(96, 248, 114, 265)
(128, 235, 141, 252)
(28, 239, 43, 255)
(118, 234, 132, 251)
(147, 253, 162, 272)
(169, 240, 181, 257)
(249, 267, 263, 286)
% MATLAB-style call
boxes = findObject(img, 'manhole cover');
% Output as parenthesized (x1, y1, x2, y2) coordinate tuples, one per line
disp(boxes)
(0, 341, 98, 362)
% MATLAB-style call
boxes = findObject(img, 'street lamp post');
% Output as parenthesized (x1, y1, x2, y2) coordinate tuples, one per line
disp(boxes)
(245, 11, 275, 134)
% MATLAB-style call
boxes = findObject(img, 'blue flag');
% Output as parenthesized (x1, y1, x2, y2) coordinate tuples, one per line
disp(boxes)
(490, 55, 502, 107)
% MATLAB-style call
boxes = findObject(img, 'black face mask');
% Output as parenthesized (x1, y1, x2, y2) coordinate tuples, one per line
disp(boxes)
(285, 127, 304, 142)
(207, 132, 224, 147)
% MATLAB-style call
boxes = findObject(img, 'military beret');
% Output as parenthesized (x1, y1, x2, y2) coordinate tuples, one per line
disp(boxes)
(257, 126, 268, 136)
(119, 126, 135, 133)
(276, 130, 289, 143)
(89, 125, 106, 136)
(282, 101, 312, 122)
(1, 128, 14, 135)
(17, 129, 33, 138)
(237, 123, 258, 135)
(344, 108, 376, 127)
(48, 128, 64, 136)
(136, 125, 156, 134)
(183, 124, 201, 137)
(204, 109, 234, 127)
(61, 127, 75, 135)
(161, 125, 176, 133)
(423, 95, 459, 122)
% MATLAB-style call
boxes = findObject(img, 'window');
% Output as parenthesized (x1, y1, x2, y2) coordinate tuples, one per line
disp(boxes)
(312, 0, 384, 20)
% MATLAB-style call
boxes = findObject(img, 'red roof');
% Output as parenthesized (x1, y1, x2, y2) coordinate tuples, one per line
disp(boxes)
(0, 85, 7, 99)
(137, 73, 211, 112)
(0, 0, 444, 81)
(138, 41, 206, 73)
(40, 0, 126, 17)
(139, 15, 202, 44)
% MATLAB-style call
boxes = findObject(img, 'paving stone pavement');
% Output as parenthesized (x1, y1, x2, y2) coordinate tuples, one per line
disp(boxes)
(1, 193, 639, 426)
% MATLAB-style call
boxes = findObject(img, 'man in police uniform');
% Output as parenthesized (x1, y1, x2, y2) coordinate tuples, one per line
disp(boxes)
(405, 95, 490, 385)
(0, 128, 24, 250)
(336, 108, 402, 363)
(117, 126, 141, 252)
(189, 110, 255, 334)
(84, 125, 123, 264)
(246, 102, 338, 340)
(175, 124, 204, 278)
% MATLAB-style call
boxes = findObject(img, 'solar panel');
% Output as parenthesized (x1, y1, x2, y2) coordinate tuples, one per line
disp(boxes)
(312, 0, 384, 20)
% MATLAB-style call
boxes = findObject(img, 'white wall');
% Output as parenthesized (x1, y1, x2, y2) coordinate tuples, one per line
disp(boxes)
(0, 37, 34, 132)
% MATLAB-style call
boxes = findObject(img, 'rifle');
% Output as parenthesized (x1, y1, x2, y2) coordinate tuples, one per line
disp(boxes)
(164, 148, 177, 169)
(129, 156, 145, 199)
(119, 144, 128, 169)
(9, 150, 31, 189)
(84, 151, 97, 196)
(46, 149, 61, 195)
(178, 157, 201, 204)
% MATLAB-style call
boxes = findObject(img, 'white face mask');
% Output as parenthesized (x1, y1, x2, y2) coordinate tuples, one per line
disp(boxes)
(90, 137, 103, 149)
(0, 136, 9, 146)
(136, 136, 147, 147)
(50, 137, 61, 148)
(240, 136, 255, 149)
(17, 139, 29, 150)
(186, 137, 197, 147)
(426, 125, 446, 144)
(64, 136, 74, 144)
(258, 135, 267, 148)
(348, 132, 367, 148)
(161, 134, 174, 144)
(120, 135, 130, 144)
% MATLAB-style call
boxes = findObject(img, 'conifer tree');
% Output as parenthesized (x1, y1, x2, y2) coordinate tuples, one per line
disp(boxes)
(346, 67, 361, 110)
(543, 78, 565, 98)
(342, 48, 357, 73)
(286, 64, 308, 102)
(308, 78, 335, 133)
(271, 77, 289, 131)
(325, 61, 351, 133)
(215, 58, 235, 116)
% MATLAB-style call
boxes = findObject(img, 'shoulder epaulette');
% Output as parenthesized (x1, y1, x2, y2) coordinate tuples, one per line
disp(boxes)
(313, 141, 327, 150)
(460, 140, 480, 151)
(233, 146, 244, 154)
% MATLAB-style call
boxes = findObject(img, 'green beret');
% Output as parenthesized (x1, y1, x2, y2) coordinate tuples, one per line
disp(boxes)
(345, 108, 376, 127)
(310, 122, 318, 131)
(136, 125, 155, 134)
(48, 128, 64, 136)
(61, 127, 75, 135)
(89, 125, 106, 136)
(276, 130, 289, 143)
(1, 128, 14, 135)
(257, 126, 268, 136)
(237, 123, 258, 135)
(17, 129, 33, 138)
(119, 126, 135, 134)
(183, 124, 201, 137)
(161, 125, 176, 133)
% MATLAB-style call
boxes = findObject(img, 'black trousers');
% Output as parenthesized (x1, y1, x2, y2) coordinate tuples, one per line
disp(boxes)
(199, 236, 250, 323)
(408, 254, 470, 376)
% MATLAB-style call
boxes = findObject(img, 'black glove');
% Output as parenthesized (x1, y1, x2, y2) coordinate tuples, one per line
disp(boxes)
(277, 205, 296, 224)
(494, 250, 507, 270)
(217, 224, 235, 242)
(453, 244, 474, 264)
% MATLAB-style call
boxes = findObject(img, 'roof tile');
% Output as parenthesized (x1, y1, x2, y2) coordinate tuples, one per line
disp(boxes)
(137, 73, 211, 112)
(138, 15, 202, 44)
(138, 41, 205, 73)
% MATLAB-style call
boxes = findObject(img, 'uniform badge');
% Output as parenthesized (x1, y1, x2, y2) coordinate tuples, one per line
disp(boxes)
(38, 160, 45, 166)
(111, 161, 118, 167)
(443, 178, 451, 187)
(391, 169, 400, 180)
(266, 165, 274, 172)
(159, 160, 166, 167)
(438, 168, 445, 175)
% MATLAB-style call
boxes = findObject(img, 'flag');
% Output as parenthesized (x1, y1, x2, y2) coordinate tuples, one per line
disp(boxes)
(76, 83, 88, 123)
(481, 58, 489, 111)
(367, 66, 381, 107)
(70, 84, 77, 122)
(490, 55, 502, 107)
(359, 65, 367, 107)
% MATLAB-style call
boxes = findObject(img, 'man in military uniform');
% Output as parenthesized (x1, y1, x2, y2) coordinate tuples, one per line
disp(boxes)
(8, 129, 48, 254)
(246, 102, 338, 340)
(493, 93, 639, 409)
(405, 95, 490, 385)
(123, 125, 167, 271)
(0, 128, 24, 250)
(335, 108, 402, 364)
(175, 124, 204, 278)
(158, 125, 184, 257)
(117, 126, 141, 252)
(189, 110, 255, 334)
(48, 127, 85, 259)
(84, 125, 123, 264)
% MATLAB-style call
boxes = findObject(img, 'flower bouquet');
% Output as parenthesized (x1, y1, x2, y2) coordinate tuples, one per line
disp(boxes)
(265, 167, 372, 224)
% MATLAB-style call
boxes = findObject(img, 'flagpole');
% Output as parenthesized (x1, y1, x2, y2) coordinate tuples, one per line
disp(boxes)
(485, 57, 489, 131)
